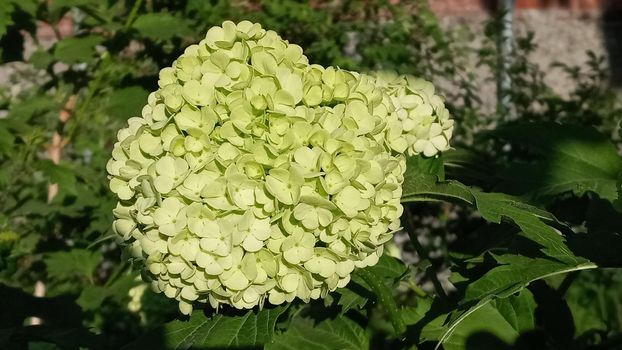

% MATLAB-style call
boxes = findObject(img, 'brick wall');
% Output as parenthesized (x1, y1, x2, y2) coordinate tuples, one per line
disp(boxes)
(429, 0, 622, 15)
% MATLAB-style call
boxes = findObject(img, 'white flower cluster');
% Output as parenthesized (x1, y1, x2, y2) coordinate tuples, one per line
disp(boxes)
(108, 21, 453, 314)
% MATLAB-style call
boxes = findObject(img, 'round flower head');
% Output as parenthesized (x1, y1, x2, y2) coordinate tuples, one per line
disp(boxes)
(108, 21, 453, 314)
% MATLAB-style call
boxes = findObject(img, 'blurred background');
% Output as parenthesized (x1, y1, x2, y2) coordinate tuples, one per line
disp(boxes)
(0, 0, 621, 349)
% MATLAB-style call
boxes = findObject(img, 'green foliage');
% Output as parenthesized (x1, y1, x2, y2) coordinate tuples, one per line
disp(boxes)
(1, 0, 621, 349)
(128, 306, 288, 349)
(54, 35, 104, 64)
(132, 13, 193, 41)
(491, 122, 622, 202)
(267, 315, 369, 350)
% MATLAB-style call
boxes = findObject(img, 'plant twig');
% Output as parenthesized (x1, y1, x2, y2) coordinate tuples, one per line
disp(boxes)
(403, 204, 448, 300)
(124, 0, 144, 30)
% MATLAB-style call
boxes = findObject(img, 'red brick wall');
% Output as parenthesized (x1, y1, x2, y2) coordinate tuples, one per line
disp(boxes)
(429, 0, 622, 15)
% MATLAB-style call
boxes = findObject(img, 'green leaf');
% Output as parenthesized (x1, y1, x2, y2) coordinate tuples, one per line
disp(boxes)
(7, 96, 58, 122)
(565, 269, 622, 337)
(441, 290, 536, 350)
(105, 86, 149, 121)
(76, 285, 108, 311)
(493, 122, 622, 202)
(38, 160, 78, 196)
(0, 2, 14, 39)
(139, 306, 287, 349)
(335, 288, 368, 312)
(53, 35, 103, 64)
(471, 190, 573, 258)
(404, 177, 597, 349)
(333, 255, 406, 314)
(48, 0, 94, 12)
(438, 255, 595, 349)
(29, 49, 54, 69)
(0, 121, 16, 155)
(132, 13, 193, 41)
(401, 298, 445, 341)
(401, 156, 474, 205)
(10, 234, 39, 257)
(406, 155, 445, 181)
(464, 254, 594, 303)
(45, 249, 101, 282)
(267, 315, 369, 350)
(364, 254, 408, 280)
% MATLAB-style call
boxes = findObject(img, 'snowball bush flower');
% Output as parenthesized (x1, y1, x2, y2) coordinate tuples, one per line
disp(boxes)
(108, 20, 453, 314)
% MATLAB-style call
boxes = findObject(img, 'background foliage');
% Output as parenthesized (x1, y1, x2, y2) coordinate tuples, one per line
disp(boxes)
(0, 0, 621, 349)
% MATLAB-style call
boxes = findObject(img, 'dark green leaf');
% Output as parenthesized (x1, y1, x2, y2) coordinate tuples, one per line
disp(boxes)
(441, 290, 536, 350)
(471, 190, 574, 259)
(438, 255, 595, 349)
(493, 122, 622, 202)
(406, 155, 445, 181)
(401, 157, 474, 204)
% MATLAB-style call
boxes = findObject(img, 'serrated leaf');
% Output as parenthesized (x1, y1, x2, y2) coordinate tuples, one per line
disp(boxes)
(335, 288, 368, 312)
(401, 157, 474, 204)
(465, 255, 594, 303)
(437, 255, 595, 349)
(45, 249, 101, 282)
(471, 190, 574, 258)
(441, 290, 536, 350)
(267, 315, 369, 350)
(493, 122, 622, 202)
(132, 13, 192, 41)
(406, 155, 445, 181)
(141, 306, 287, 349)
(54, 35, 103, 64)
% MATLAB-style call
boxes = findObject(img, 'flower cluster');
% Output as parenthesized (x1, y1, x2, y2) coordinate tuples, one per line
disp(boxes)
(108, 21, 453, 314)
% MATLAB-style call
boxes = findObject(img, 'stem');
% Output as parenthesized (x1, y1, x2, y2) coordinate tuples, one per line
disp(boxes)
(65, 54, 110, 144)
(124, 0, 144, 30)
(357, 268, 406, 336)
(403, 204, 448, 300)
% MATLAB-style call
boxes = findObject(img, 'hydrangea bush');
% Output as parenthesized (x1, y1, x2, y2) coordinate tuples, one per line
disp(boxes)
(107, 21, 453, 314)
